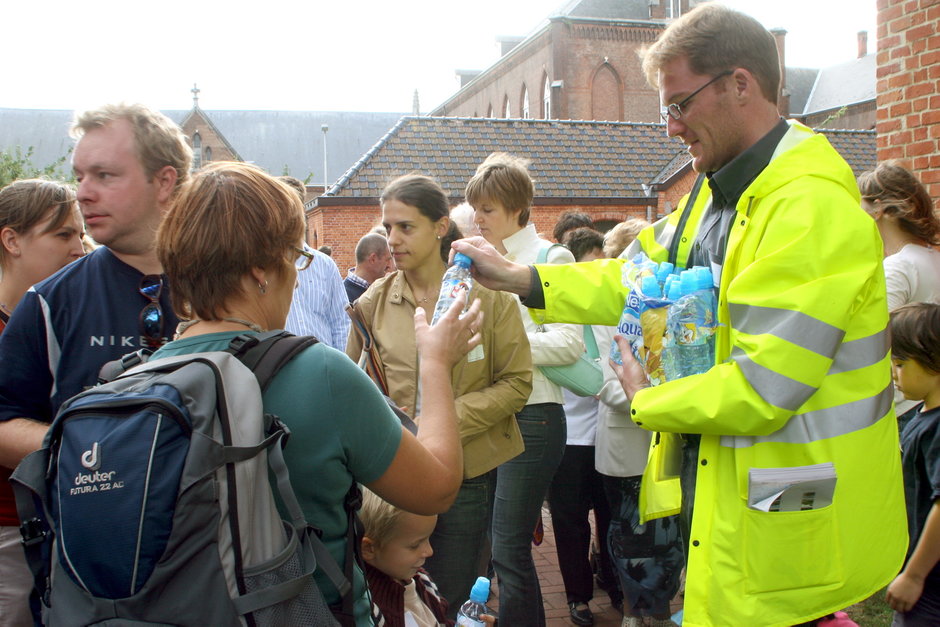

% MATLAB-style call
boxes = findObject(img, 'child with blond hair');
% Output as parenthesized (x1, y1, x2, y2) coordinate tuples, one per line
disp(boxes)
(360, 490, 452, 627)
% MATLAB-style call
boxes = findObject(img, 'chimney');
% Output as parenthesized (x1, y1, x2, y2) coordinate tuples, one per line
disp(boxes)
(769, 28, 788, 117)
(858, 30, 868, 58)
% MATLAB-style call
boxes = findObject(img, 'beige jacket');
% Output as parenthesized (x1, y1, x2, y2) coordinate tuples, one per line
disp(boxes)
(347, 271, 532, 478)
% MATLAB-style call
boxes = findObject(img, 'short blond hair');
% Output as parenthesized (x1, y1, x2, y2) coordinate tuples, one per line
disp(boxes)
(641, 3, 780, 104)
(464, 152, 534, 226)
(604, 218, 649, 258)
(360, 489, 406, 548)
(72, 103, 193, 191)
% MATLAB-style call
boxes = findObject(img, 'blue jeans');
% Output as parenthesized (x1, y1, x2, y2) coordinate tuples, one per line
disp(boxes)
(423, 470, 497, 617)
(492, 403, 567, 626)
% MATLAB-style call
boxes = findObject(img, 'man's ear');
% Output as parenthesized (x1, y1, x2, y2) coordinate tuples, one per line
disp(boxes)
(361, 535, 377, 561)
(153, 165, 179, 205)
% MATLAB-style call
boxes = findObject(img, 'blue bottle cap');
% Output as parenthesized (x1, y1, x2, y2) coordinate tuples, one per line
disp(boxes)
(469, 576, 490, 603)
(453, 252, 472, 267)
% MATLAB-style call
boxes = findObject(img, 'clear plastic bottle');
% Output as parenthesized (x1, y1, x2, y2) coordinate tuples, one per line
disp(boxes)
(430, 253, 473, 325)
(670, 267, 716, 378)
(456, 576, 495, 627)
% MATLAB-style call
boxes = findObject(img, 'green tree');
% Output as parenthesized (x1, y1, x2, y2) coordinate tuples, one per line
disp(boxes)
(0, 146, 72, 188)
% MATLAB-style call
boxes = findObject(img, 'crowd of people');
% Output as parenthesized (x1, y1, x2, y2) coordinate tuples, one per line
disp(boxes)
(0, 4, 939, 627)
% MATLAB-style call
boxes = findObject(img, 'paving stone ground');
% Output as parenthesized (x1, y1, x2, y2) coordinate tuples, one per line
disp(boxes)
(484, 505, 684, 626)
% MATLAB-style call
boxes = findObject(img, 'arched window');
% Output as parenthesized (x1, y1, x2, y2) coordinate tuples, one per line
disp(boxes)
(543, 74, 552, 119)
(503, 96, 511, 118)
(192, 132, 202, 170)
(521, 85, 530, 119)
(204, 146, 212, 162)
(591, 62, 623, 121)
(486, 104, 494, 118)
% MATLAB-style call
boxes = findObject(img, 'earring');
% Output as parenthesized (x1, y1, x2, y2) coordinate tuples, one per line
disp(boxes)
(259, 280, 268, 295)
(436, 235, 442, 240)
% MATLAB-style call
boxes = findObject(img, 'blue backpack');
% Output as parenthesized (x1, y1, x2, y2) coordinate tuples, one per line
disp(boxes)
(12, 331, 358, 626)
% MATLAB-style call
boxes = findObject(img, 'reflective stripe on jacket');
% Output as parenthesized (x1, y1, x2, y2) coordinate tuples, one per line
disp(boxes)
(530, 121, 907, 626)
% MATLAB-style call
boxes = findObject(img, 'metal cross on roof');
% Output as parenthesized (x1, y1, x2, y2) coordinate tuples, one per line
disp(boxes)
(191, 83, 200, 109)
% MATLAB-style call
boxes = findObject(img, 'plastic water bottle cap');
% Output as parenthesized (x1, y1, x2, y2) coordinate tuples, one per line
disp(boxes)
(453, 253, 472, 268)
(680, 270, 696, 295)
(657, 261, 675, 282)
(667, 281, 682, 301)
(641, 275, 662, 298)
(469, 576, 491, 603)
(695, 266, 713, 290)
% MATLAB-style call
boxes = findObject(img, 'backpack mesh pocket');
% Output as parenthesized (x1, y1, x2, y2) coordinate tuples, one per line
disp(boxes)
(242, 523, 339, 627)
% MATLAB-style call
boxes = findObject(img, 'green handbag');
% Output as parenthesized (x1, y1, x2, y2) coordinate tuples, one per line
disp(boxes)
(535, 244, 604, 396)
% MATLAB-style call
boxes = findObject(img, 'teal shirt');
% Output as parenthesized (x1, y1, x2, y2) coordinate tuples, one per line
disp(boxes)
(154, 331, 403, 626)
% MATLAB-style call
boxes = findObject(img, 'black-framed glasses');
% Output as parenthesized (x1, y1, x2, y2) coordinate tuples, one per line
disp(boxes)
(294, 246, 314, 271)
(660, 70, 733, 122)
(139, 274, 164, 348)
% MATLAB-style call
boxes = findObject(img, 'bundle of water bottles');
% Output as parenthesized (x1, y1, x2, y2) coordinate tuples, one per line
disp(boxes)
(610, 253, 718, 386)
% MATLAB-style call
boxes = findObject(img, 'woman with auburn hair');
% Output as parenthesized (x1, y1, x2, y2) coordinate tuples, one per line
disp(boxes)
(0, 178, 85, 626)
(858, 161, 940, 311)
(153, 162, 481, 626)
(347, 173, 532, 616)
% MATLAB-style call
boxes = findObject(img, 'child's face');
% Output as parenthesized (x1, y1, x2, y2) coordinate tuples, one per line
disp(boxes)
(892, 358, 940, 404)
(365, 513, 437, 583)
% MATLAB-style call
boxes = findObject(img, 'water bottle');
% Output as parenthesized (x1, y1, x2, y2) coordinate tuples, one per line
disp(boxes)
(430, 253, 473, 325)
(662, 279, 684, 381)
(665, 267, 716, 379)
(456, 576, 495, 627)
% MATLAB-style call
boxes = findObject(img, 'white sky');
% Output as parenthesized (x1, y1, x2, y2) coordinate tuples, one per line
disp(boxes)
(5, 0, 876, 114)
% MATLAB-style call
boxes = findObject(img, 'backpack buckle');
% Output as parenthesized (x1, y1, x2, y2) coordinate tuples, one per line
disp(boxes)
(19, 518, 48, 547)
(228, 333, 260, 356)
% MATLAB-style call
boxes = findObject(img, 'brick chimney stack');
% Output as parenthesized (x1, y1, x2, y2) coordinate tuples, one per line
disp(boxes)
(770, 28, 789, 117)
(858, 30, 868, 58)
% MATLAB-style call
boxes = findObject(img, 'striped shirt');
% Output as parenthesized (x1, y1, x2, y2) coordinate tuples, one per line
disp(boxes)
(285, 245, 351, 350)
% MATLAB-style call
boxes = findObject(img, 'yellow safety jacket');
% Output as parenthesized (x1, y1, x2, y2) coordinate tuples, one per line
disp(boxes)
(530, 122, 907, 626)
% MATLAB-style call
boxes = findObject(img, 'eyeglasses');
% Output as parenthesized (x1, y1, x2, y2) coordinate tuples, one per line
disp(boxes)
(138, 274, 164, 348)
(294, 245, 314, 271)
(660, 70, 733, 122)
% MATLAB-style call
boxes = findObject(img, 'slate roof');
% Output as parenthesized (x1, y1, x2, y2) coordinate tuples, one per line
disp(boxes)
(326, 117, 876, 199)
(0, 107, 406, 185)
(327, 117, 684, 199)
(802, 55, 876, 115)
(784, 67, 821, 117)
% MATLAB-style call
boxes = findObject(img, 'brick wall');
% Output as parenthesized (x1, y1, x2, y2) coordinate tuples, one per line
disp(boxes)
(432, 19, 663, 123)
(875, 0, 940, 203)
(179, 111, 237, 167)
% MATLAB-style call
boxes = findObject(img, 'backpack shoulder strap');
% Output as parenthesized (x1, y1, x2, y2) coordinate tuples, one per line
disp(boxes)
(536, 242, 568, 265)
(227, 331, 319, 392)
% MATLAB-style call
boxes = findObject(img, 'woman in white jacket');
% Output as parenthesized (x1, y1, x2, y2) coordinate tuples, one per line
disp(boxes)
(596, 222, 683, 627)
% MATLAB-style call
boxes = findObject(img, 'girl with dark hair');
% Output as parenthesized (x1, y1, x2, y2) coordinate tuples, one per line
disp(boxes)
(347, 174, 533, 616)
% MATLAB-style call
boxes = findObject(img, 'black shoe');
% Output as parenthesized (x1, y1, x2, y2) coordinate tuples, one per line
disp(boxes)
(568, 602, 594, 626)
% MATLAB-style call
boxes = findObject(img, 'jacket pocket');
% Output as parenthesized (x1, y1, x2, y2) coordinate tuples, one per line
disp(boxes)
(743, 505, 842, 594)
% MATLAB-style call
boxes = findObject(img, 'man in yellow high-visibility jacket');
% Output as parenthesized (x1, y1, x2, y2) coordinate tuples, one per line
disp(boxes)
(452, 4, 907, 626)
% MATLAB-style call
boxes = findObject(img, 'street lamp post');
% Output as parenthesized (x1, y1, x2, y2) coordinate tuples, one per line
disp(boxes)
(321, 124, 329, 192)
